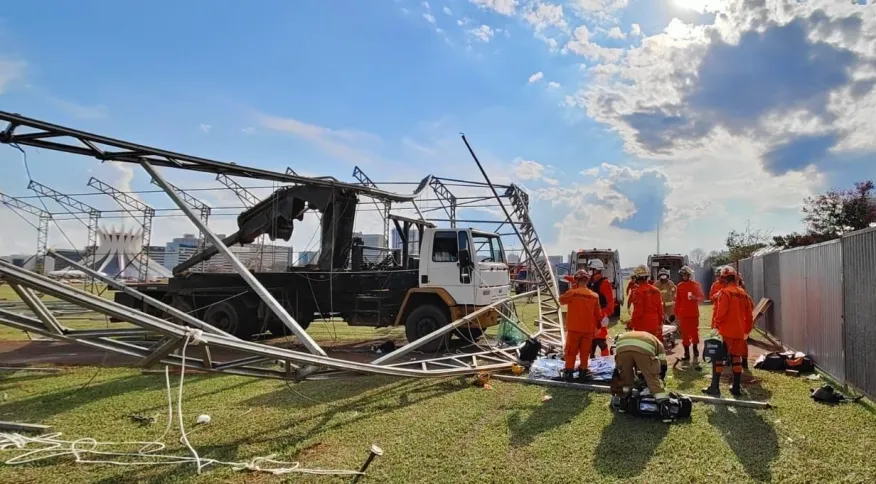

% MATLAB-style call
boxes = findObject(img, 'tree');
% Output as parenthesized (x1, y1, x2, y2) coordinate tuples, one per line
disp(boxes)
(688, 248, 706, 267)
(726, 221, 771, 261)
(703, 250, 731, 268)
(773, 180, 876, 249)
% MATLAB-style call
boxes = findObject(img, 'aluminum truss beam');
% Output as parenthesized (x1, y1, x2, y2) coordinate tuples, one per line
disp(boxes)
(26, 181, 100, 292)
(0, 192, 50, 275)
(87, 177, 155, 282)
(461, 135, 565, 348)
(353, 165, 391, 247)
(0, 111, 421, 203)
(142, 160, 327, 357)
(429, 178, 457, 228)
(215, 174, 259, 207)
(0, 259, 523, 379)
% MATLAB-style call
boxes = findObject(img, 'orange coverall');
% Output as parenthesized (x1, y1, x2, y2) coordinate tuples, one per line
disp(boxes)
(629, 282, 663, 340)
(709, 279, 726, 328)
(675, 280, 704, 347)
(559, 285, 603, 372)
(625, 279, 638, 308)
(589, 275, 615, 357)
(713, 282, 754, 377)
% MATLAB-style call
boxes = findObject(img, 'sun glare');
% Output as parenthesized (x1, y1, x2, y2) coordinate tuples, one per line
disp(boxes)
(673, 0, 706, 13)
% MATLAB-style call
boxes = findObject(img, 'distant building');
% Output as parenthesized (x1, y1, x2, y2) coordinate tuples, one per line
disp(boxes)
(391, 228, 420, 255)
(298, 251, 319, 266)
(163, 233, 200, 270)
(507, 253, 520, 264)
(548, 255, 564, 266)
(359, 233, 387, 262)
(144, 246, 166, 268)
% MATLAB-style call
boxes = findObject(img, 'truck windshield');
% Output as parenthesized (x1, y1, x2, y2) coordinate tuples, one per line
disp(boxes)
(472, 233, 505, 263)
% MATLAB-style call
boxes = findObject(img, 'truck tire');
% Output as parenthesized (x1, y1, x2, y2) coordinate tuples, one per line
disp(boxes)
(203, 301, 254, 340)
(404, 304, 450, 353)
(266, 312, 313, 337)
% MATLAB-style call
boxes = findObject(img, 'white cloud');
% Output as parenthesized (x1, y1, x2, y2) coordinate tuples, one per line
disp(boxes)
(469, 24, 495, 42)
(257, 113, 386, 166)
(423, 13, 436, 24)
(563, 25, 625, 62)
(547, 81, 561, 89)
(422, 1, 431, 9)
(630, 23, 642, 37)
(0, 59, 26, 94)
(443, 6, 452, 15)
(528, 71, 544, 83)
(606, 26, 626, 39)
(401, 7, 410, 14)
(469, 0, 518, 16)
(199, 124, 212, 134)
(241, 127, 256, 134)
(523, 2, 568, 32)
(569, 0, 630, 23)
(512, 158, 546, 180)
(457, 16, 471, 26)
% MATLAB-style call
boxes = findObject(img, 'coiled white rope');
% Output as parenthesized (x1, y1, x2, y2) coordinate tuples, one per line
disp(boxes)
(0, 329, 363, 477)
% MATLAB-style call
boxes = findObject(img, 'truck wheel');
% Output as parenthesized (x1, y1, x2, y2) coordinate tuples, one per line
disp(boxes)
(161, 296, 193, 326)
(404, 304, 450, 353)
(266, 312, 313, 337)
(204, 301, 253, 340)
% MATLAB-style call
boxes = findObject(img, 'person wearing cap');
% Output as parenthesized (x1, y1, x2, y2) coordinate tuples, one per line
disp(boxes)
(558, 269, 604, 382)
(611, 330, 668, 396)
(628, 265, 663, 340)
(703, 266, 754, 397)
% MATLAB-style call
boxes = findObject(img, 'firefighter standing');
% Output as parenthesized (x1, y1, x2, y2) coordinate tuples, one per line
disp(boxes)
(654, 268, 677, 322)
(587, 260, 615, 358)
(558, 269, 604, 382)
(674, 266, 704, 362)
(703, 266, 754, 397)
(628, 265, 663, 340)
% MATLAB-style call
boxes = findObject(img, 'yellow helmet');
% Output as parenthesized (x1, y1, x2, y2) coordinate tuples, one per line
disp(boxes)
(680, 266, 694, 277)
(633, 265, 649, 278)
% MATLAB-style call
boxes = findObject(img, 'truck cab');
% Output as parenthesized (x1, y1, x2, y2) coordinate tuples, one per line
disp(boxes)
(571, 248, 623, 318)
(394, 227, 511, 350)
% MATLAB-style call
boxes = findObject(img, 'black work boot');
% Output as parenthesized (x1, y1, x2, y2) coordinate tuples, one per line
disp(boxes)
(681, 345, 691, 361)
(730, 373, 742, 396)
(702, 370, 721, 397)
(692, 345, 700, 358)
(563, 369, 575, 382)
(576, 368, 591, 383)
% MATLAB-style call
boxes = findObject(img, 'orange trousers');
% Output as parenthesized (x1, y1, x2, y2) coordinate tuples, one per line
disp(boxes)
(678, 316, 700, 346)
(715, 337, 747, 376)
(564, 331, 593, 371)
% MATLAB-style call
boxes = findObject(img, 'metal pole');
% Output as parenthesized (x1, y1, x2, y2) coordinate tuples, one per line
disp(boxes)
(140, 160, 327, 357)
(351, 444, 384, 483)
(460, 135, 559, 305)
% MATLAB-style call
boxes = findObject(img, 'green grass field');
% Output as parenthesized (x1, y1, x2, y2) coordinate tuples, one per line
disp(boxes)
(1, 288, 875, 482)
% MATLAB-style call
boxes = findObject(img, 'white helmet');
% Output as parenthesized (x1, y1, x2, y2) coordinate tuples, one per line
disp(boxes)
(588, 259, 605, 271)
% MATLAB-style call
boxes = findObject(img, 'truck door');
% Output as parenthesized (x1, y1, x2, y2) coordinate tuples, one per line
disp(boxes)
(425, 230, 475, 305)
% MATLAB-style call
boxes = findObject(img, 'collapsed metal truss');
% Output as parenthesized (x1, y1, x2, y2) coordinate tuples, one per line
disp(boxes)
(0, 193, 50, 275)
(26, 181, 101, 292)
(0, 112, 562, 381)
(352, 166, 391, 246)
(150, 177, 210, 266)
(87, 177, 155, 282)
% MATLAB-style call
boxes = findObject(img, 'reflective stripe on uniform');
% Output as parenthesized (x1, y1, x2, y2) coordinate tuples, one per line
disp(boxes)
(657, 354, 666, 362)
(616, 337, 657, 355)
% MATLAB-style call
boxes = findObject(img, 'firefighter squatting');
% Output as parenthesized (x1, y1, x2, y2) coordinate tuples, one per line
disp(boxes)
(558, 263, 755, 417)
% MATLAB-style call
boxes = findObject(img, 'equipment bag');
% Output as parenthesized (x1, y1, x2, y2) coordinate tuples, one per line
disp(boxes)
(623, 392, 692, 421)
(519, 338, 542, 363)
(754, 351, 816, 373)
(702, 337, 726, 362)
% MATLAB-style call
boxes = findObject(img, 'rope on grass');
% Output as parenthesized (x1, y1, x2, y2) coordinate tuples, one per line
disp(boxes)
(0, 328, 363, 477)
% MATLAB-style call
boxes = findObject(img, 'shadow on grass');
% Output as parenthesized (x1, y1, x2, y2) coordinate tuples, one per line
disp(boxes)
(594, 413, 670, 479)
(506, 389, 592, 448)
(707, 406, 779, 482)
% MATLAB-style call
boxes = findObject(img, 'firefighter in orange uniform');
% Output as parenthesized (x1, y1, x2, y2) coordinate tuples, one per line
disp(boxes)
(628, 265, 663, 340)
(625, 274, 637, 309)
(587, 259, 615, 358)
(703, 266, 754, 397)
(558, 269, 604, 382)
(674, 266, 704, 363)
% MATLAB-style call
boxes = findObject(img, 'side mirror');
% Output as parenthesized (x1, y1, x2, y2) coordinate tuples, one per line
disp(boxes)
(459, 249, 473, 267)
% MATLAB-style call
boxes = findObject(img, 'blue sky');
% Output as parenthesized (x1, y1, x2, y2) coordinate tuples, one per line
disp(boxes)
(1, 0, 874, 265)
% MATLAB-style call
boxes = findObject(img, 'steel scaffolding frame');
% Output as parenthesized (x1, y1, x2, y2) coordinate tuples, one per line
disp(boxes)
(0, 192, 51, 275)
(429, 178, 458, 228)
(87, 177, 156, 281)
(0, 112, 552, 380)
(352, 165, 391, 247)
(26, 181, 101, 292)
(149, 177, 210, 267)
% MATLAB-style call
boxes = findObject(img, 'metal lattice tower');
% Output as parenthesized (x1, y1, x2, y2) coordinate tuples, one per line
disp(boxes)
(352, 166, 391, 247)
(149, 178, 211, 269)
(26, 181, 101, 291)
(429, 178, 457, 228)
(0, 193, 51, 275)
(87, 177, 156, 281)
(504, 185, 564, 347)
